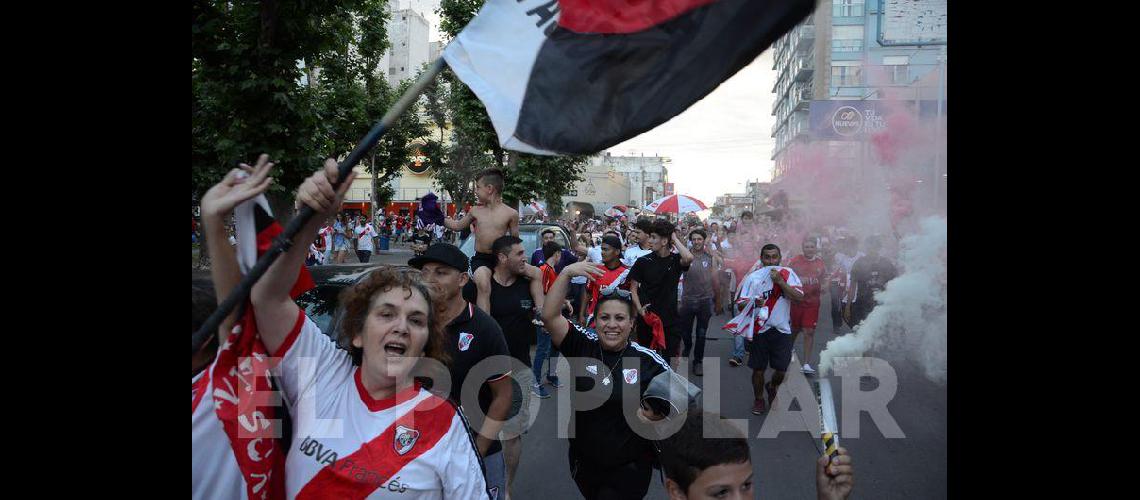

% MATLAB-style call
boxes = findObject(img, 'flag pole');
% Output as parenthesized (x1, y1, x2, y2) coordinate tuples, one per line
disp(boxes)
(192, 58, 447, 355)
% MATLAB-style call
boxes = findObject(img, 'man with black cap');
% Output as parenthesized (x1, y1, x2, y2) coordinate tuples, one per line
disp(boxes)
(409, 243, 513, 499)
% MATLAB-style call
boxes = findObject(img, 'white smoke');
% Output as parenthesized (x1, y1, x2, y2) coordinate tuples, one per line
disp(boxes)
(818, 215, 947, 383)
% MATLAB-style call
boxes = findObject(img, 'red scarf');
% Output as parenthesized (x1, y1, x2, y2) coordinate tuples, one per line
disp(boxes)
(210, 194, 314, 499)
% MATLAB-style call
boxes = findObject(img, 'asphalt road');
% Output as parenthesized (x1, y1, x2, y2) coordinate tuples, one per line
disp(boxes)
(508, 301, 947, 499)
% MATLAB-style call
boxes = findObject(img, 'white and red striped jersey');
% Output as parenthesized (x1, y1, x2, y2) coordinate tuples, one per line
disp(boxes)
(192, 364, 249, 500)
(724, 266, 803, 338)
(276, 310, 491, 499)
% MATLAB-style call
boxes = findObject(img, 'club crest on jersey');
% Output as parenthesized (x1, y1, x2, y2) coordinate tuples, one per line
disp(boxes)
(458, 332, 474, 351)
(586, 365, 598, 375)
(394, 425, 420, 456)
(623, 369, 639, 384)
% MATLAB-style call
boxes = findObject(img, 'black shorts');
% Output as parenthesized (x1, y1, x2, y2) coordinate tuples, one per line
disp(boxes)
(471, 252, 497, 273)
(747, 328, 793, 372)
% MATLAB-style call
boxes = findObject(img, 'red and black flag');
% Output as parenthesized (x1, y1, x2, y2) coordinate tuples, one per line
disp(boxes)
(444, 0, 815, 155)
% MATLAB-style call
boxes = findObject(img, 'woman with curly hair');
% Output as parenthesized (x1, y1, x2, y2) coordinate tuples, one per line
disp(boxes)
(250, 159, 492, 499)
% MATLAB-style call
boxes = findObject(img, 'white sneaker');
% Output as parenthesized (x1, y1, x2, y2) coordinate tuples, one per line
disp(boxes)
(801, 363, 816, 374)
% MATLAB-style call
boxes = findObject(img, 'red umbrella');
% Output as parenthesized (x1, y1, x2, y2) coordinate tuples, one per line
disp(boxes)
(644, 194, 708, 214)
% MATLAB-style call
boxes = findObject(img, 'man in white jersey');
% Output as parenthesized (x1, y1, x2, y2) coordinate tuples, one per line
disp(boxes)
(724, 243, 804, 415)
(622, 218, 654, 267)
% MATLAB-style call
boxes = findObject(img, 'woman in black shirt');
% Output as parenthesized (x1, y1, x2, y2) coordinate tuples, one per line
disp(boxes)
(541, 261, 675, 500)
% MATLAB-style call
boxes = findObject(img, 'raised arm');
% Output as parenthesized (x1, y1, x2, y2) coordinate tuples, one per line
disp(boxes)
(443, 209, 473, 231)
(576, 284, 589, 324)
(199, 156, 274, 343)
(542, 262, 603, 349)
(672, 231, 694, 267)
(251, 158, 355, 355)
(524, 264, 545, 312)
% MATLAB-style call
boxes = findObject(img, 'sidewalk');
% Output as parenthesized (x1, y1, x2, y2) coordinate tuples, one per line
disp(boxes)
(194, 240, 419, 270)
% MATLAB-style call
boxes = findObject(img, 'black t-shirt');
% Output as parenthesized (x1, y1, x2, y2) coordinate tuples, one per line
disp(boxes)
(628, 252, 690, 327)
(442, 301, 511, 456)
(489, 274, 536, 367)
(557, 321, 671, 466)
(850, 255, 897, 305)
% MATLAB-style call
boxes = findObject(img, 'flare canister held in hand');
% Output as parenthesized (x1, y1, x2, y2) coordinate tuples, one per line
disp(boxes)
(819, 378, 840, 462)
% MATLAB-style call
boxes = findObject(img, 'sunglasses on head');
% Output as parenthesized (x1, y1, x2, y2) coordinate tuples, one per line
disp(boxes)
(599, 288, 632, 299)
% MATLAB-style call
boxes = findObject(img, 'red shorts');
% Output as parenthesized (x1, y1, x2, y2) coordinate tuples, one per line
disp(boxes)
(791, 301, 821, 331)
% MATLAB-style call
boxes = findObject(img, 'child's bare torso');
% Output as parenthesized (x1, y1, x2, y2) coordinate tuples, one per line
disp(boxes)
(472, 203, 517, 253)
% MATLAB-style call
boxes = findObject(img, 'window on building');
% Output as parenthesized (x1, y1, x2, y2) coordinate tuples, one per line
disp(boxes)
(833, 0, 865, 18)
(389, 67, 396, 75)
(400, 67, 404, 71)
(832, 25, 864, 52)
(883, 55, 910, 85)
(831, 61, 863, 87)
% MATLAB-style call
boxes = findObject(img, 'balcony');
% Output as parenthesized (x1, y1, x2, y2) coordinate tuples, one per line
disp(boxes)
(794, 24, 815, 52)
(772, 96, 781, 115)
(794, 84, 813, 110)
(788, 82, 811, 111)
(793, 54, 814, 82)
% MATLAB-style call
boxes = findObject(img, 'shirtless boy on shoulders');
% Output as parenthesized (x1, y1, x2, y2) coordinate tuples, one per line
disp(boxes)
(445, 168, 545, 315)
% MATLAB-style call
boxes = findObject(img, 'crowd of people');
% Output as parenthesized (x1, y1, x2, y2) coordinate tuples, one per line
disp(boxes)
(193, 158, 871, 500)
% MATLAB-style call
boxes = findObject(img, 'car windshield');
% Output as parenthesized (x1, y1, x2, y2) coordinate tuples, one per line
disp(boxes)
(459, 231, 540, 260)
(294, 284, 345, 336)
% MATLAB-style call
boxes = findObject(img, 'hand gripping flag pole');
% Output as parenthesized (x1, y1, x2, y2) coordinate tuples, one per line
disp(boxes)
(191, 58, 447, 355)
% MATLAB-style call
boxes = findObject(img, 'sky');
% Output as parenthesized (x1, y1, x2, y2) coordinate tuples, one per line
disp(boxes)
(405, 0, 777, 207)
(609, 53, 777, 206)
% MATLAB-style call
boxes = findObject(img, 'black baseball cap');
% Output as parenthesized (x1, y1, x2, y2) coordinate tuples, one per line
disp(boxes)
(407, 243, 469, 272)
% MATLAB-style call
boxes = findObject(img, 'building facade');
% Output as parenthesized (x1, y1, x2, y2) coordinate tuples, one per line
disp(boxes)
(584, 152, 671, 210)
(387, 9, 431, 86)
(560, 156, 633, 218)
(429, 41, 443, 63)
(770, 0, 946, 183)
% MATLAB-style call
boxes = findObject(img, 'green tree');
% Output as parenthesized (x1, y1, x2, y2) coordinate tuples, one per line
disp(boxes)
(193, 0, 426, 223)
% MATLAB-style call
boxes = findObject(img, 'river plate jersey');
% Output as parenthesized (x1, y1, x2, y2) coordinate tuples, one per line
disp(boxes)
(276, 310, 492, 499)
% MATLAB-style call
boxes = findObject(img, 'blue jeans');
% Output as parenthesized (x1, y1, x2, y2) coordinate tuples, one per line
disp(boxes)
(533, 326, 559, 383)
